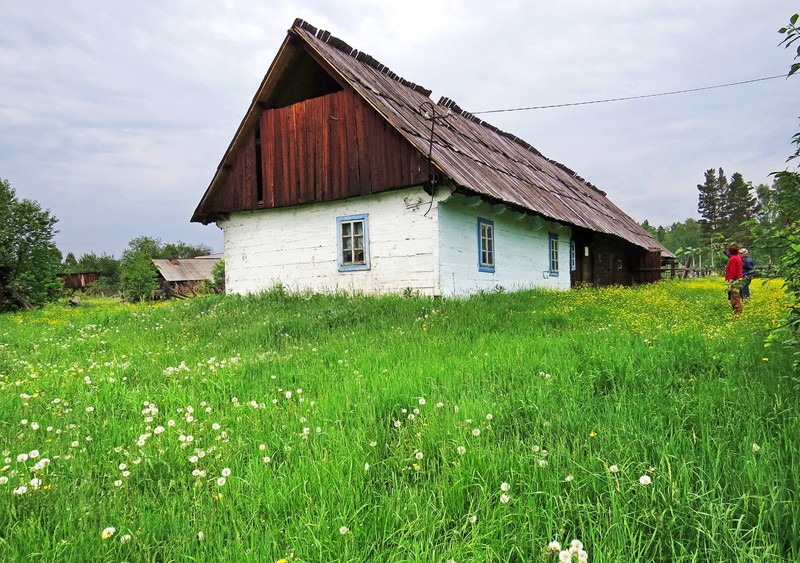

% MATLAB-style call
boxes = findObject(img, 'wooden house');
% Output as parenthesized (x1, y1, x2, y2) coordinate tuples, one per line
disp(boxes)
(192, 19, 671, 296)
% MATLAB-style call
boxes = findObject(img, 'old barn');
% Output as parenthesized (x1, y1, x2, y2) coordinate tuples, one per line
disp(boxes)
(192, 19, 670, 296)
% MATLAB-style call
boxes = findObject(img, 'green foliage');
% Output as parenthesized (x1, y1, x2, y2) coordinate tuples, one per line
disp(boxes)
(0, 178, 63, 311)
(778, 12, 800, 78)
(117, 237, 214, 301)
(0, 281, 796, 560)
(76, 252, 121, 294)
(119, 237, 159, 302)
(696, 168, 757, 248)
(721, 172, 757, 245)
(697, 167, 726, 239)
(210, 259, 225, 293)
(753, 12, 800, 371)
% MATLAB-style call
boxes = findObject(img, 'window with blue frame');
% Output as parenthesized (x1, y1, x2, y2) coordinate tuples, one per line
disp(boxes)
(549, 233, 559, 276)
(570, 240, 576, 271)
(337, 213, 370, 271)
(478, 218, 495, 272)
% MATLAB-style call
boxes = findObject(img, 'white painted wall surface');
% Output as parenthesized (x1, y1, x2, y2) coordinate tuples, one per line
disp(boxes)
(437, 194, 572, 296)
(218, 187, 444, 296)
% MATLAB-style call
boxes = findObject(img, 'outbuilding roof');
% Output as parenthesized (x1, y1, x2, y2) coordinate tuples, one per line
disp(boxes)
(152, 256, 220, 283)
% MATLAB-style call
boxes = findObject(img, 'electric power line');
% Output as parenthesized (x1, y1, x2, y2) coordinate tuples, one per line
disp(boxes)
(471, 74, 787, 115)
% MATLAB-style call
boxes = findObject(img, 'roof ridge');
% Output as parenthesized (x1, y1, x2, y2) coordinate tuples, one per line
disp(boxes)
(292, 18, 432, 97)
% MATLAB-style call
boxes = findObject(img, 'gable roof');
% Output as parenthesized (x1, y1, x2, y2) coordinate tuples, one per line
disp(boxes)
(152, 256, 220, 283)
(194, 18, 669, 255)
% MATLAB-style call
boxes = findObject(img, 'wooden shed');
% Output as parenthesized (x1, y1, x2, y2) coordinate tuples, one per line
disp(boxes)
(192, 19, 672, 296)
(152, 255, 222, 297)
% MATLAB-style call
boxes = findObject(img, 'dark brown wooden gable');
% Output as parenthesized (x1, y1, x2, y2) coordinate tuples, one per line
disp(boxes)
(210, 88, 429, 214)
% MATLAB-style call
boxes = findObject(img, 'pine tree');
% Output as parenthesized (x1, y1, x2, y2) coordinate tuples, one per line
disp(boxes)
(721, 172, 757, 245)
(697, 168, 725, 238)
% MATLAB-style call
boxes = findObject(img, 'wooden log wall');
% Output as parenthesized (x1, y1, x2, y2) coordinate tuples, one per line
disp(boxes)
(211, 89, 428, 213)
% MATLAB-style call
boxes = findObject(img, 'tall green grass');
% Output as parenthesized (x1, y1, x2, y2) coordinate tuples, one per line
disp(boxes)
(0, 278, 797, 562)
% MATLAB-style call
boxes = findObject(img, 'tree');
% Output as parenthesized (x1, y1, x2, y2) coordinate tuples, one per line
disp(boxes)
(721, 172, 757, 246)
(0, 178, 62, 311)
(758, 13, 800, 372)
(76, 252, 121, 294)
(62, 252, 78, 272)
(119, 236, 159, 302)
(697, 168, 726, 239)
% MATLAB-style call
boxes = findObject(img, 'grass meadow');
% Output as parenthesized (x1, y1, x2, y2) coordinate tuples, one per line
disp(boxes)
(0, 278, 798, 562)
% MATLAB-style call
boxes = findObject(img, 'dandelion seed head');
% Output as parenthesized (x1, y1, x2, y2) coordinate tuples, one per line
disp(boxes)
(500, 493, 510, 504)
(639, 475, 652, 485)
(339, 526, 349, 535)
(500, 482, 510, 491)
(547, 540, 562, 553)
(609, 464, 619, 473)
(101, 527, 116, 540)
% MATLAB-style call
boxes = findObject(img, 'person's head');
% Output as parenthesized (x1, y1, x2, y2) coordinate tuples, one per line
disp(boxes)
(740, 248, 749, 256)
(728, 243, 740, 255)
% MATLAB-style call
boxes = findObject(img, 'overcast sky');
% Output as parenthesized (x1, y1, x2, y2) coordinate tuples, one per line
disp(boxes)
(2, 1, 797, 258)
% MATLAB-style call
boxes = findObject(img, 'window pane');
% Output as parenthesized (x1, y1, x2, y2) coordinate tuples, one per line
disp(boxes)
(354, 221, 363, 236)
(342, 222, 351, 236)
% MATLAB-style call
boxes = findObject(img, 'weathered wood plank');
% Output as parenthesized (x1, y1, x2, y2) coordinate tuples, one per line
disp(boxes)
(260, 110, 276, 208)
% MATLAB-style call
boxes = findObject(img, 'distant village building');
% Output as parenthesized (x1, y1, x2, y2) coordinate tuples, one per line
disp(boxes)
(58, 272, 100, 292)
(152, 254, 222, 298)
(192, 19, 672, 297)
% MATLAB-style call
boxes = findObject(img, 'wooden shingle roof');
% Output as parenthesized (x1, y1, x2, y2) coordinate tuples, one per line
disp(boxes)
(195, 18, 669, 255)
(291, 20, 666, 253)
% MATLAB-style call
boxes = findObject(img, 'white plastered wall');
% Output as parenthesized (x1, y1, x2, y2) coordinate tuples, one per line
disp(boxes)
(218, 187, 447, 296)
(437, 194, 572, 296)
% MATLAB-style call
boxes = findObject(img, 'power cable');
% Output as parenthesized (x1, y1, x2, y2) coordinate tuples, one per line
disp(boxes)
(471, 74, 787, 115)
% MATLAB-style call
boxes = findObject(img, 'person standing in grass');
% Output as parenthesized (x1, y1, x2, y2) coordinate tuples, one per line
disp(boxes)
(725, 243, 744, 315)
(740, 248, 754, 299)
